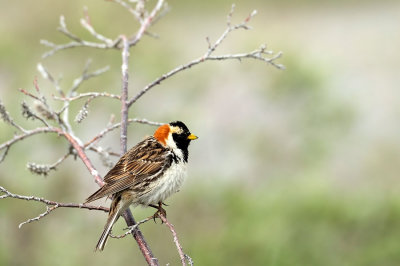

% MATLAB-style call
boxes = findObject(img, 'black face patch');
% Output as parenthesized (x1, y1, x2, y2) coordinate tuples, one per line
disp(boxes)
(169, 121, 193, 162)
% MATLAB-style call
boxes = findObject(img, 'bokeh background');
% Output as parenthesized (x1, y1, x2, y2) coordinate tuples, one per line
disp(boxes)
(1, 0, 400, 265)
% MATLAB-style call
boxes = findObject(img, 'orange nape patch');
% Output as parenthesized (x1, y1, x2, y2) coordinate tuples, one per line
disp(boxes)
(154, 124, 170, 145)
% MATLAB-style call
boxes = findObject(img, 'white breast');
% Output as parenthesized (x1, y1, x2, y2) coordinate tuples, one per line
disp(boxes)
(138, 161, 187, 206)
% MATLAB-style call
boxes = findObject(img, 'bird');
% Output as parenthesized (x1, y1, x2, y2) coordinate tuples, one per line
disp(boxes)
(85, 121, 198, 251)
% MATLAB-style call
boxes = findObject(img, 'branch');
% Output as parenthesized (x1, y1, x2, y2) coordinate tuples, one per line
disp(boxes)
(55, 128, 105, 186)
(40, 0, 166, 58)
(110, 0, 143, 22)
(0, 127, 57, 157)
(53, 92, 121, 102)
(70, 61, 110, 93)
(84, 118, 162, 149)
(110, 216, 152, 239)
(0, 186, 108, 228)
(158, 214, 193, 266)
(120, 35, 130, 154)
(0, 100, 27, 133)
(127, 5, 283, 107)
(27, 152, 70, 176)
(118, 34, 158, 265)
(129, 0, 165, 46)
(41, 15, 120, 58)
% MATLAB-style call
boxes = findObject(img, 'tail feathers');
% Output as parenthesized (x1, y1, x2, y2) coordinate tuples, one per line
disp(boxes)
(95, 206, 120, 251)
(85, 186, 107, 204)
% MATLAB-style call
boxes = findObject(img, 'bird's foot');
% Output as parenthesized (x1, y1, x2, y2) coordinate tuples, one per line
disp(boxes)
(149, 202, 167, 223)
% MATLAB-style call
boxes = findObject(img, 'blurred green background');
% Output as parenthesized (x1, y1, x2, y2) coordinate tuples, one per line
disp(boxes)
(1, 0, 400, 265)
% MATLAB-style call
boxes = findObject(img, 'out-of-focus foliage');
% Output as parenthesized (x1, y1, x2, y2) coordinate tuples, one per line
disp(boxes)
(1, 0, 400, 265)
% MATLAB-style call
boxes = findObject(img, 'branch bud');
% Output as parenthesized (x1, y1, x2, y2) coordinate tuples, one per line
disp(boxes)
(27, 162, 51, 176)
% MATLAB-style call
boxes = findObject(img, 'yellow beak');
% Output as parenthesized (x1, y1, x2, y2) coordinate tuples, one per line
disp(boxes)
(187, 134, 198, 140)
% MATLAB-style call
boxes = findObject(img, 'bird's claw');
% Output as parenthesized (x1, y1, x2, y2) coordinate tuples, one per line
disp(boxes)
(150, 202, 167, 223)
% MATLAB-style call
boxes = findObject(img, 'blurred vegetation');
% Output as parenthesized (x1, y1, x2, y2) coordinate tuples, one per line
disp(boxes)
(1, 0, 400, 265)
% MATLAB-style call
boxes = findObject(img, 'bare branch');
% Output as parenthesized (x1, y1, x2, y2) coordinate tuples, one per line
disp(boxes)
(84, 118, 163, 148)
(19, 205, 58, 228)
(158, 214, 191, 266)
(55, 128, 105, 186)
(227, 4, 235, 27)
(27, 152, 70, 176)
(109, 0, 142, 22)
(120, 35, 130, 154)
(89, 146, 116, 168)
(37, 63, 64, 97)
(75, 100, 90, 123)
(58, 15, 82, 42)
(71, 61, 110, 93)
(207, 50, 285, 69)
(53, 92, 120, 102)
(0, 127, 56, 156)
(0, 146, 10, 163)
(41, 41, 114, 58)
(0, 100, 27, 133)
(127, 6, 283, 107)
(21, 101, 51, 127)
(0, 186, 108, 228)
(80, 16, 113, 45)
(129, 0, 165, 46)
(110, 216, 152, 239)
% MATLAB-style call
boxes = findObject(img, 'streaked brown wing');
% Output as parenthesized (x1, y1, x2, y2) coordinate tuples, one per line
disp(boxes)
(85, 137, 171, 203)
(85, 161, 165, 203)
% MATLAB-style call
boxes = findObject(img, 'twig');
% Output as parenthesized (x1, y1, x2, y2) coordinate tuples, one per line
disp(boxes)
(109, 0, 142, 22)
(0, 100, 27, 133)
(71, 62, 110, 93)
(84, 118, 163, 148)
(27, 152, 70, 176)
(80, 16, 113, 45)
(120, 35, 130, 154)
(119, 34, 158, 265)
(53, 92, 121, 102)
(109, 216, 152, 239)
(127, 6, 283, 107)
(158, 214, 190, 266)
(55, 128, 105, 186)
(21, 101, 51, 128)
(129, 0, 165, 46)
(0, 186, 108, 228)
(37, 63, 64, 97)
(0, 127, 56, 154)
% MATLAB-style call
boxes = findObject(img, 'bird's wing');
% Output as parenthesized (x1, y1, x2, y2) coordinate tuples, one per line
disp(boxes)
(85, 137, 172, 203)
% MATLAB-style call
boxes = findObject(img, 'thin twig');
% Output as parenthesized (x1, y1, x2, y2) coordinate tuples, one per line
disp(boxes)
(158, 214, 190, 266)
(53, 92, 120, 102)
(84, 118, 163, 148)
(0, 127, 56, 153)
(0, 100, 27, 133)
(80, 17, 113, 45)
(127, 6, 283, 107)
(129, 0, 165, 46)
(71, 63, 110, 93)
(109, 216, 152, 239)
(21, 101, 51, 128)
(55, 128, 104, 186)
(109, 0, 142, 22)
(27, 152, 70, 176)
(0, 186, 108, 228)
(37, 63, 64, 97)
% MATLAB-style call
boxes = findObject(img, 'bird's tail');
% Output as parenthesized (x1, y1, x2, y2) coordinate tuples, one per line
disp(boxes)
(95, 196, 123, 251)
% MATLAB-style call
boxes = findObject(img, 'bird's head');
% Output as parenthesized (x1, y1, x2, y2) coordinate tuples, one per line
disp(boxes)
(154, 121, 198, 152)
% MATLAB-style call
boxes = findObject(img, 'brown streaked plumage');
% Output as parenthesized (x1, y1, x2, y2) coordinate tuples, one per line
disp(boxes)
(85, 121, 198, 251)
